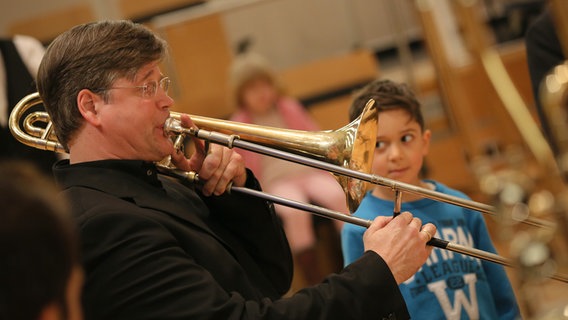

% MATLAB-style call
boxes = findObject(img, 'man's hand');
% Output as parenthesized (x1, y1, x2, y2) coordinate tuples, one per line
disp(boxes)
(363, 211, 436, 284)
(170, 114, 247, 196)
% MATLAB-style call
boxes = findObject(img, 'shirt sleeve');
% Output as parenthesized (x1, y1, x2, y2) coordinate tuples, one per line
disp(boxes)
(13, 34, 45, 78)
(341, 221, 367, 266)
(467, 211, 521, 319)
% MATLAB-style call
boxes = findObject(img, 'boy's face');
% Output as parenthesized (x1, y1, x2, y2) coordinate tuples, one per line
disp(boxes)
(372, 108, 431, 186)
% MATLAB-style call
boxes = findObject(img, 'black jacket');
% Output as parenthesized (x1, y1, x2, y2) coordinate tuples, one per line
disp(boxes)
(0, 39, 58, 173)
(54, 159, 408, 319)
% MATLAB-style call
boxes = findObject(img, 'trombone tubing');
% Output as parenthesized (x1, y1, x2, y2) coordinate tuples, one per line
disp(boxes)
(172, 123, 556, 229)
(161, 166, 568, 283)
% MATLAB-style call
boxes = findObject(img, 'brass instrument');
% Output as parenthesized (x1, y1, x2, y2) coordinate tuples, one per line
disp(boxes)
(421, 0, 568, 317)
(9, 91, 568, 283)
(9, 92, 379, 212)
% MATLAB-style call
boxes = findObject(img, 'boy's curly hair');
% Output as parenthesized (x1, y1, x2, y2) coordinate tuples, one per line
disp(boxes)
(349, 79, 424, 131)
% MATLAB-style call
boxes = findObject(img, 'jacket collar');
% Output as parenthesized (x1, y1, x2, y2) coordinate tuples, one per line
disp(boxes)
(53, 159, 219, 238)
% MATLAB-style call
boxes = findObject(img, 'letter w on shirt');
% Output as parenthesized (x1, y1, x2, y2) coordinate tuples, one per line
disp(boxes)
(427, 273, 479, 319)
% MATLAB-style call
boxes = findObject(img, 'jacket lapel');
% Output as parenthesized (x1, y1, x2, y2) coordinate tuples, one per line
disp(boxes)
(55, 161, 228, 246)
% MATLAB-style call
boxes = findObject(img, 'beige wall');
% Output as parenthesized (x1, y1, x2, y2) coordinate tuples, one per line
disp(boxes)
(0, 0, 100, 37)
(154, 0, 422, 69)
(0, 0, 421, 68)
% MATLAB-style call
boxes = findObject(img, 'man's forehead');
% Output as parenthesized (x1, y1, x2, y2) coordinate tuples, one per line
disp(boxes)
(134, 62, 162, 81)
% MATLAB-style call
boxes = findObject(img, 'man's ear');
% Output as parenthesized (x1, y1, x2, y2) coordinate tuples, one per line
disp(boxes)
(77, 89, 103, 126)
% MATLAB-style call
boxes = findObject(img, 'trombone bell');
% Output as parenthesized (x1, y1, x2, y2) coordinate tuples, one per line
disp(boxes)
(170, 99, 378, 213)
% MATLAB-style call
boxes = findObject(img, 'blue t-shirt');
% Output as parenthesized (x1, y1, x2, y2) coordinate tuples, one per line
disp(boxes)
(341, 181, 521, 319)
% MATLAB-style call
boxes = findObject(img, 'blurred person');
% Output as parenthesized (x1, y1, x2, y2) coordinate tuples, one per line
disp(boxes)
(229, 52, 348, 285)
(342, 79, 521, 319)
(0, 35, 59, 174)
(0, 161, 83, 320)
(525, 6, 564, 151)
(37, 20, 436, 319)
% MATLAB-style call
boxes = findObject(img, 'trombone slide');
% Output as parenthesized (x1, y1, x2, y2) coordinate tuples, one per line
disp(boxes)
(165, 118, 556, 230)
(160, 165, 568, 284)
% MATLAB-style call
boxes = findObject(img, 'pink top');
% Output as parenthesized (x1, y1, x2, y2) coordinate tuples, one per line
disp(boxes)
(229, 97, 319, 182)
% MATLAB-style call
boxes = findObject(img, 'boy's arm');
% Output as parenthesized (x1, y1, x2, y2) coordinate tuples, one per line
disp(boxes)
(469, 212, 521, 319)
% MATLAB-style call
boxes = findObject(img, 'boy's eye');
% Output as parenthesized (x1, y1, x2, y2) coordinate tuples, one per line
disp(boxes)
(401, 134, 414, 143)
(375, 141, 386, 149)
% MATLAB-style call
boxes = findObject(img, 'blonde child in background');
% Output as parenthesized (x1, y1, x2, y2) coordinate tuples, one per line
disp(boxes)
(341, 79, 521, 319)
(229, 52, 348, 286)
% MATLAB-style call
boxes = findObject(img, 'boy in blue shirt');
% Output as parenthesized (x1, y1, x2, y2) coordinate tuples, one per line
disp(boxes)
(341, 79, 521, 319)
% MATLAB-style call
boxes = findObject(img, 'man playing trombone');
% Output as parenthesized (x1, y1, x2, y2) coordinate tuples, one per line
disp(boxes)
(35, 20, 436, 319)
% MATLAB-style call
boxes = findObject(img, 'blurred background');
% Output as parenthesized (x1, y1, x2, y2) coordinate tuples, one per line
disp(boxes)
(3, 0, 567, 318)
(1, 0, 544, 193)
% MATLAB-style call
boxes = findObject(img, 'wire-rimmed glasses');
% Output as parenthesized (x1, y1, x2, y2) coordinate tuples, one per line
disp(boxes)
(105, 77, 171, 98)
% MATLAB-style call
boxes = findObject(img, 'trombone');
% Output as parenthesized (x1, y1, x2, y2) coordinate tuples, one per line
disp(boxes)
(10, 92, 378, 213)
(9, 92, 568, 283)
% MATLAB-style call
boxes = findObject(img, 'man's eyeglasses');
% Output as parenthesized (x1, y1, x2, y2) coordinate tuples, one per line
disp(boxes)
(104, 77, 171, 99)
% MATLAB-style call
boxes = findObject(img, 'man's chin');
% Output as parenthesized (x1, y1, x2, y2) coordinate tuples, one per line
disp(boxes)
(149, 145, 175, 164)
(162, 140, 175, 156)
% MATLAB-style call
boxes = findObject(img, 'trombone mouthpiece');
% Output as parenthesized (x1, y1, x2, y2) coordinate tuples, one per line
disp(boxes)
(164, 117, 183, 135)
